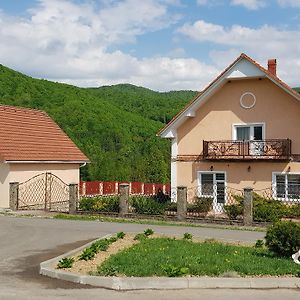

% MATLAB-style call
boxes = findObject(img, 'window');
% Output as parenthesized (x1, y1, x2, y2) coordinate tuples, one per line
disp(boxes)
(274, 173, 300, 200)
(234, 123, 265, 156)
(234, 124, 264, 141)
(199, 172, 226, 204)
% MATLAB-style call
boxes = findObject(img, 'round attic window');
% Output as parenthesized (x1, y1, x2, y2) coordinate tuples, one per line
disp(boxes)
(240, 92, 256, 109)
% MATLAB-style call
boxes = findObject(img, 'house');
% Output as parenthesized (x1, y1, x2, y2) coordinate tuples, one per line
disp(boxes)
(0, 105, 89, 208)
(158, 53, 300, 212)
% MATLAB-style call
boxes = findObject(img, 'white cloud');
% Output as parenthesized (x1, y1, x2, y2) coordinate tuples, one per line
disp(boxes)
(230, 0, 266, 10)
(197, 0, 209, 4)
(59, 56, 218, 91)
(178, 19, 300, 86)
(196, 0, 223, 6)
(277, 0, 300, 7)
(168, 47, 186, 58)
(0, 0, 219, 91)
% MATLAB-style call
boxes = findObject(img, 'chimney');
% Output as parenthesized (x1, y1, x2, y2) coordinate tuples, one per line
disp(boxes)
(268, 59, 277, 76)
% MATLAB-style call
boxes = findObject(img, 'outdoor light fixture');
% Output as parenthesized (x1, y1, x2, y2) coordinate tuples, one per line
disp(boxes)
(210, 166, 214, 171)
(248, 166, 251, 172)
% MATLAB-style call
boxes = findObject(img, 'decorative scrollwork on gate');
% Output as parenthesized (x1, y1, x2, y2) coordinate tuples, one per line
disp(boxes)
(17, 173, 70, 212)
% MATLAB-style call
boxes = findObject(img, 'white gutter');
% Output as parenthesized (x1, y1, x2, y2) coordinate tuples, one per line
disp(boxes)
(5, 160, 89, 164)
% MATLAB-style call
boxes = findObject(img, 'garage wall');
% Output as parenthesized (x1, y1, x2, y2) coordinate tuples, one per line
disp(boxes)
(0, 163, 80, 208)
(0, 163, 10, 208)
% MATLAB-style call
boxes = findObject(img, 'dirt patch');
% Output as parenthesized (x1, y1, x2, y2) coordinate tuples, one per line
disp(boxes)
(65, 233, 139, 275)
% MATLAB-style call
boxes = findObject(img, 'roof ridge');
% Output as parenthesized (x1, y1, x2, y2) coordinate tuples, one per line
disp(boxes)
(0, 104, 47, 115)
(158, 52, 300, 137)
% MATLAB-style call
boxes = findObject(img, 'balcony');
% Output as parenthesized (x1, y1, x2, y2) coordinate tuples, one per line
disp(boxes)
(203, 139, 292, 161)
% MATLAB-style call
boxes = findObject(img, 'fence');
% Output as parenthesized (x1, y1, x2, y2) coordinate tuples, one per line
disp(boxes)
(77, 184, 300, 226)
(9, 173, 78, 213)
(79, 181, 171, 197)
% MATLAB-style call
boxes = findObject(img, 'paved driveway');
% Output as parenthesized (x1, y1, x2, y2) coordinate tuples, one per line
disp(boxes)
(0, 215, 299, 300)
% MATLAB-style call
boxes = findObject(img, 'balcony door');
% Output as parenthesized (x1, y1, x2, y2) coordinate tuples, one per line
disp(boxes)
(234, 123, 264, 155)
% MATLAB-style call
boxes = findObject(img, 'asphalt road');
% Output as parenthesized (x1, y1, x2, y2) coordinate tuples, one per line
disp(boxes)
(0, 215, 299, 300)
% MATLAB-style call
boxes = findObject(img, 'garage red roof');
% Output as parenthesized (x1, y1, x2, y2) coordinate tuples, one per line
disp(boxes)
(0, 105, 89, 162)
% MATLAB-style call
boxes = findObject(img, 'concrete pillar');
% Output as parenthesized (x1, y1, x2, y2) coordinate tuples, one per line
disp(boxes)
(243, 187, 253, 226)
(119, 183, 129, 216)
(177, 186, 187, 221)
(9, 182, 19, 211)
(69, 184, 78, 214)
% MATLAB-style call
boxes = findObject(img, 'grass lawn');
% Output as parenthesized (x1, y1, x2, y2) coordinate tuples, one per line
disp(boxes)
(97, 237, 299, 277)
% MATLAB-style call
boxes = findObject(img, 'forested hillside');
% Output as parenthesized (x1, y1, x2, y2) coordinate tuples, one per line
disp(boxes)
(0, 64, 196, 182)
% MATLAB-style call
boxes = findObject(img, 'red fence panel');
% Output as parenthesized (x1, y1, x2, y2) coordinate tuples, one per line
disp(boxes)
(85, 181, 100, 195)
(131, 182, 143, 194)
(79, 181, 84, 195)
(144, 183, 155, 195)
(165, 184, 171, 195)
(103, 181, 117, 195)
(154, 183, 164, 194)
(81, 181, 171, 196)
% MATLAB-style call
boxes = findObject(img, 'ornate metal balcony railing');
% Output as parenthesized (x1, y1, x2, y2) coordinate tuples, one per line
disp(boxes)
(203, 139, 292, 160)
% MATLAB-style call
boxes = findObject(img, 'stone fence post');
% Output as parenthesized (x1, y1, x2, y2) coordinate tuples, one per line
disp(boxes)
(177, 186, 187, 221)
(119, 183, 129, 216)
(69, 184, 78, 214)
(243, 187, 253, 226)
(9, 182, 19, 211)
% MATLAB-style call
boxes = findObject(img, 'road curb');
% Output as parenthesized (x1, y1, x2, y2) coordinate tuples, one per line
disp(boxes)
(40, 236, 300, 290)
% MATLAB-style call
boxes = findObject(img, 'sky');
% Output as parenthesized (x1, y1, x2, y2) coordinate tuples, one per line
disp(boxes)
(0, 0, 300, 91)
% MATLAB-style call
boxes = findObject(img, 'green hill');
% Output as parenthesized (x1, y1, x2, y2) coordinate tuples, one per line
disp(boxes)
(0, 64, 196, 182)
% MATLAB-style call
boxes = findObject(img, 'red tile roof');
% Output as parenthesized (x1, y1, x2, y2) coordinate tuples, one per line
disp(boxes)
(0, 105, 89, 162)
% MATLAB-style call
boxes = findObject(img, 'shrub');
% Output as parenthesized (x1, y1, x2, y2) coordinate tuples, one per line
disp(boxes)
(224, 194, 243, 220)
(116, 232, 125, 239)
(187, 197, 213, 214)
(253, 194, 286, 222)
(255, 239, 264, 248)
(224, 204, 243, 220)
(134, 233, 147, 241)
(265, 221, 300, 257)
(130, 196, 170, 215)
(91, 239, 110, 252)
(79, 247, 96, 261)
(162, 265, 189, 277)
(57, 257, 75, 269)
(79, 197, 98, 211)
(183, 232, 193, 240)
(79, 196, 119, 213)
(144, 228, 154, 236)
(165, 202, 177, 212)
(108, 236, 118, 243)
(154, 190, 171, 203)
(285, 203, 300, 218)
(80, 237, 115, 261)
(224, 193, 293, 222)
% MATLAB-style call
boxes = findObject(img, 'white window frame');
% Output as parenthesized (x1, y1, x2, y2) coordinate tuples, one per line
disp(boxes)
(272, 172, 300, 201)
(232, 122, 266, 141)
(197, 171, 227, 201)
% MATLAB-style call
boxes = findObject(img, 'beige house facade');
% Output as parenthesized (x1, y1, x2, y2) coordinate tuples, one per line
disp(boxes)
(0, 105, 89, 208)
(159, 54, 300, 209)
(0, 163, 80, 208)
